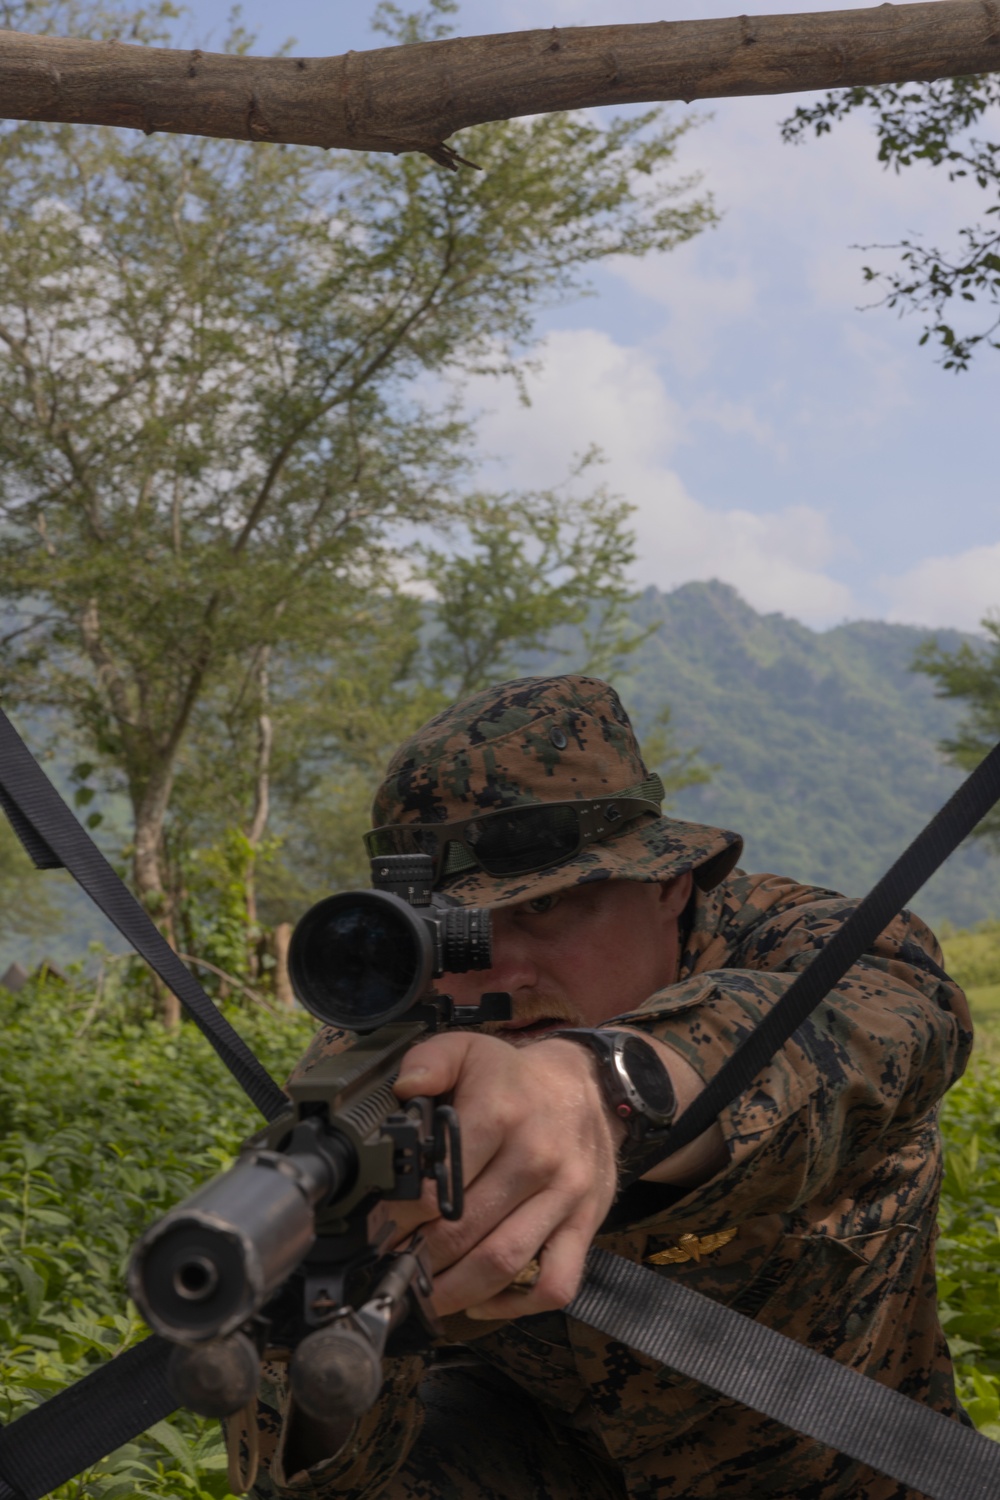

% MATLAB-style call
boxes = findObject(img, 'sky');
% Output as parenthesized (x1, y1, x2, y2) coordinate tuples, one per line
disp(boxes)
(179, 0, 999, 633)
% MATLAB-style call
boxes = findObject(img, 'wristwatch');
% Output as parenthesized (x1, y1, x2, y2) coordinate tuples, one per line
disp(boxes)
(547, 1028, 677, 1175)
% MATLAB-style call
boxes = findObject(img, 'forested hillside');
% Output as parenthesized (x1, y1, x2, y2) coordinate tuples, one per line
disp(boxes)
(615, 580, 998, 929)
(4, 578, 998, 973)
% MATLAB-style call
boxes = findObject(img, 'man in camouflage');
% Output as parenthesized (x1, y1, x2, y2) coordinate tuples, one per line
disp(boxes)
(250, 674, 972, 1499)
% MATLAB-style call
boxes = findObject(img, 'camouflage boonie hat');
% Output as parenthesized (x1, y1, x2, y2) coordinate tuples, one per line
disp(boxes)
(370, 675, 742, 908)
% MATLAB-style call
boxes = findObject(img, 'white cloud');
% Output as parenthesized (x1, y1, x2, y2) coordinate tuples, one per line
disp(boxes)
(467, 327, 856, 626)
(879, 544, 1000, 632)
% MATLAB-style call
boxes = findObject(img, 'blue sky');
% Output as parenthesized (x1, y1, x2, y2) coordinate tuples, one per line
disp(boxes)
(181, 0, 999, 631)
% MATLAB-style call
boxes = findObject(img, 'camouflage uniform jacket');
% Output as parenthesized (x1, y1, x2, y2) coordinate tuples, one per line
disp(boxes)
(252, 868, 973, 1499)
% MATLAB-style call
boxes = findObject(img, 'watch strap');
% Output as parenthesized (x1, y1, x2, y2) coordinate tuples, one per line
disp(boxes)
(547, 1028, 676, 1150)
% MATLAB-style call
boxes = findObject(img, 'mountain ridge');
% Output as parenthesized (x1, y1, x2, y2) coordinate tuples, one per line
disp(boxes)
(613, 580, 997, 928)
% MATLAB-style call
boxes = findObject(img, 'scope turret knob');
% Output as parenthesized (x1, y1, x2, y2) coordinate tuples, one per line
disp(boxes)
(369, 854, 433, 905)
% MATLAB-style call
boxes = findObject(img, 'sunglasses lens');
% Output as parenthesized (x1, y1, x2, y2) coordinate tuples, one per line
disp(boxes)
(471, 804, 581, 875)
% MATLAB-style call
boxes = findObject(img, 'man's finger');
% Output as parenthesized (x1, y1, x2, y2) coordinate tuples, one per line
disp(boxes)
(415, 1141, 551, 1270)
(464, 1218, 594, 1322)
(429, 1190, 583, 1317)
(395, 1034, 541, 1192)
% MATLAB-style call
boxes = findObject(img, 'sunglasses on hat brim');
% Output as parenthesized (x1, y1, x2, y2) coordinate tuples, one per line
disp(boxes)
(364, 775, 664, 883)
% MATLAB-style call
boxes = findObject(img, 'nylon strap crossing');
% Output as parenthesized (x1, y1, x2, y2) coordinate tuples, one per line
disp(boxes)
(0, 708, 288, 1122)
(0, 1339, 175, 1500)
(567, 1250, 1000, 1500)
(2, 710, 1000, 1498)
(627, 735, 1000, 1178)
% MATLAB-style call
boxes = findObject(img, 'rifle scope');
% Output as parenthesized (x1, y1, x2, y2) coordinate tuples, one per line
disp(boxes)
(288, 856, 492, 1032)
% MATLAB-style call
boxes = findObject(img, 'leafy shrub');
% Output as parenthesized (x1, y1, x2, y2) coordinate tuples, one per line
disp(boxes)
(942, 921, 1000, 996)
(0, 970, 313, 1498)
(938, 1053, 1000, 1436)
(1, 965, 1000, 1497)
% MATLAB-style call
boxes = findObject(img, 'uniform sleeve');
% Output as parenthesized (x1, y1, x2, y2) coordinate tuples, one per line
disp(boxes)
(610, 907, 973, 1223)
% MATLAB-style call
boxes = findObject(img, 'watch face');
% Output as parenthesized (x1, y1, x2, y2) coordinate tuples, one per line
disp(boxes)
(621, 1035, 676, 1121)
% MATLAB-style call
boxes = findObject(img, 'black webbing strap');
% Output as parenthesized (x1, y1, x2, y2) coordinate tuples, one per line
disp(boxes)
(640, 737, 1000, 1171)
(0, 1338, 176, 1500)
(0, 707, 288, 1122)
(1, 711, 999, 1496)
(1, 1257, 996, 1500)
(567, 1249, 1000, 1500)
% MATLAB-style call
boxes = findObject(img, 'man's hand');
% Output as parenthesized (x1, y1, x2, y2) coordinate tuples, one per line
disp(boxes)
(391, 1032, 624, 1321)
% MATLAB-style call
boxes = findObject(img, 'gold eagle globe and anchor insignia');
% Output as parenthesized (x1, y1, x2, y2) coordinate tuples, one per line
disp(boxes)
(646, 1226, 739, 1265)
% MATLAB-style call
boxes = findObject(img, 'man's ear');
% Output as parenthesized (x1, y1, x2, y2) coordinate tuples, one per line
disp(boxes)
(658, 870, 694, 921)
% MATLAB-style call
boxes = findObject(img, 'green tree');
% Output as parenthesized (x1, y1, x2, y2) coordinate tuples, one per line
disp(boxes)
(640, 703, 713, 806)
(914, 615, 1000, 846)
(0, 821, 60, 953)
(782, 74, 1000, 370)
(241, 479, 647, 925)
(0, 0, 715, 1013)
(416, 473, 640, 700)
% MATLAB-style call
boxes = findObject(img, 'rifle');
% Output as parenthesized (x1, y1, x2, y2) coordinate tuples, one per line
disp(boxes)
(127, 853, 510, 1429)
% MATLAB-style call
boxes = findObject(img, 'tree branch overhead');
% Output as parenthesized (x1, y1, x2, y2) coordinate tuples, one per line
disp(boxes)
(1, 1, 999, 160)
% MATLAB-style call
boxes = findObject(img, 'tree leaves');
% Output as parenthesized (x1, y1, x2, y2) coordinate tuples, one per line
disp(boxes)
(0, 0, 714, 928)
(913, 617, 1000, 849)
(781, 75, 1000, 370)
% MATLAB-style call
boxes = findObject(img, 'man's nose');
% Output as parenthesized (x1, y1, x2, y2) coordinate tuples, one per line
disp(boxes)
(480, 913, 538, 993)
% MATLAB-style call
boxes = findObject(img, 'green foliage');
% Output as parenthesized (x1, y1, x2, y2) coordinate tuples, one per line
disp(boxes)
(174, 829, 283, 992)
(639, 703, 713, 806)
(0, 0, 179, 43)
(371, 0, 458, 45)
(4, 960, 1000, 1491)
(0, 819, 61, 948)
(913, 618, 1000, 850)
(0, 971, 313, 1497)
(416, 474, 641, 698)
(782, 76, 1000, 370)
(942, 922, 1000, 995)
(938, 1055, 1000, 1435)
(942, 922, 1000, 1033)
(935, 925, 1000, 1423)
(0, 0, 714, 920)
(610, 581, 999, 930)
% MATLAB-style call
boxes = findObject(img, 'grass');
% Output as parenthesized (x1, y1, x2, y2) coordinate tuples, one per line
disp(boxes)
(969, 985, 1000, 1028)
(0, 924, 999, 1494)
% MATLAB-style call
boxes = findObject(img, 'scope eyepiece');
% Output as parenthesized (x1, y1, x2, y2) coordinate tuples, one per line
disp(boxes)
(288, 860, 492, 1032)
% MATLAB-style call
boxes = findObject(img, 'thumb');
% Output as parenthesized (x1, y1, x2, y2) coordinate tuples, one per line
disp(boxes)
(393, 1030, 476, 1099)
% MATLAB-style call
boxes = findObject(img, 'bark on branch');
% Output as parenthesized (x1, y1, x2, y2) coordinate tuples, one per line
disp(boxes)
(1, 1, 998, 162)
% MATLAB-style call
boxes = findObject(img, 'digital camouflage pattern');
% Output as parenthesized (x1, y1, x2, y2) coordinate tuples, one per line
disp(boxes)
(253, 866, 973, 1500)
(370, 675, 742, 908)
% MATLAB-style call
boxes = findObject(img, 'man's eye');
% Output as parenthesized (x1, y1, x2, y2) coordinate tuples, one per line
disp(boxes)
(527, 893, 558, 915)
